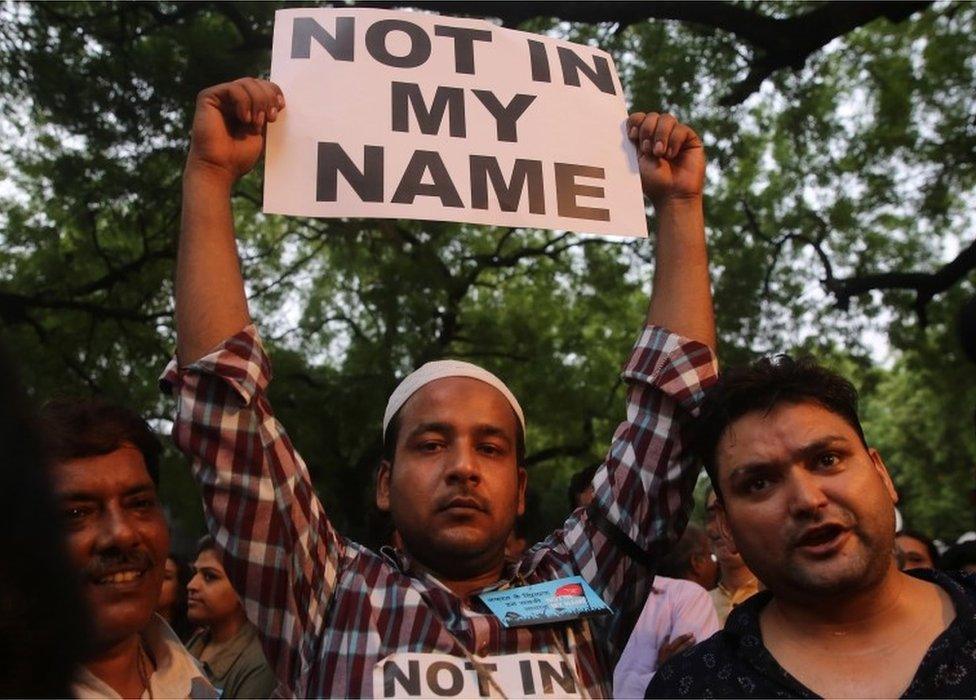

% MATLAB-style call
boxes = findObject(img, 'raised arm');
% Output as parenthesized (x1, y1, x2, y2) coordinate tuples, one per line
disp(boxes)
(538, 113, 717, 666)
(628, 111, 715, 351)
(177, 78, 284, 364)
(167, 79, 343, 694)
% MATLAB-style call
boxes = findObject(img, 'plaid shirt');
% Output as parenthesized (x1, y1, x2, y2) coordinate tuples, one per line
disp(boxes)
(162, 323, 716, 698)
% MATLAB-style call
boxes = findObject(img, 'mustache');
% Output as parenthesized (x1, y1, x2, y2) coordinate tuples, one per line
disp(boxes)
(83, 549, 154, 578)
(436, 490, 490, 512)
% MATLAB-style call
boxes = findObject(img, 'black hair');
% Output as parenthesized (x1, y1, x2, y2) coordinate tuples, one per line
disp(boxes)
(567, 462, 600, 510)
(896, 529, 941, 568)
(657, 524, 710, 579)
(37, 396, 162, 485)
(694, 355, 866, 501)
(940, 541, 976, 572)
(195, 534, 217, 557)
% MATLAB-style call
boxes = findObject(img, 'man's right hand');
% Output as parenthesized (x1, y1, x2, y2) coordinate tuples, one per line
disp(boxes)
(186, 78, 285, 185)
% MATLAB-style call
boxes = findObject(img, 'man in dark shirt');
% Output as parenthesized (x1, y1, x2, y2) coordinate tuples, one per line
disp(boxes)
(647, 356, 976, 699)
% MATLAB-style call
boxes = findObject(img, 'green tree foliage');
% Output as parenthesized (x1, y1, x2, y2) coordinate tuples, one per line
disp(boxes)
(1, 2, 973, 546)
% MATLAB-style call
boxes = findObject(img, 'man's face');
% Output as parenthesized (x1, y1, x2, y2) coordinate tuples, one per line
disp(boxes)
(705, 490, 744, 570)
(51, 445, 169, 651)
(690, 540, 720, 589)
(714, 401, 897, 601)
(376, 377, 527, 576)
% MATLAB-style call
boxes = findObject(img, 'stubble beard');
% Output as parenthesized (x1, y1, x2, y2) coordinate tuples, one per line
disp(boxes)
(784, 524, 891, 597)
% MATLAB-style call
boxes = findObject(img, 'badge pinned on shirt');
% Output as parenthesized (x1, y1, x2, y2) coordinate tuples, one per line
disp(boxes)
(478, 576, 611, 628)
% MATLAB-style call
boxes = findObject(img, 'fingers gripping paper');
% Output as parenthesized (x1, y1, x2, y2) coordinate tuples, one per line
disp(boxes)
(264, 8, 648, 238)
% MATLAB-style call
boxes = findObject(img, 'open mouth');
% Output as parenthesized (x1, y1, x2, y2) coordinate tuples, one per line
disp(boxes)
(795, 524, 849, 553)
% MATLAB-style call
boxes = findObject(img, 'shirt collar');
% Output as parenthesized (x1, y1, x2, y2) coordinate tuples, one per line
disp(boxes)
(73, 616, 217, 700)
(379, 545, 523, 595)
(720, 567, 976, 697)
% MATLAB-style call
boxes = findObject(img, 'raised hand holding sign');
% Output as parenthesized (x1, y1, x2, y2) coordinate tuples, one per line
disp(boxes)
(263, 8, 649, 237)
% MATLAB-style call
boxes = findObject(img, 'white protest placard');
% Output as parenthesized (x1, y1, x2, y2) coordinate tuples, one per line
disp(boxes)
(264, 8, 648, 238)
(373, 652, 583, 698)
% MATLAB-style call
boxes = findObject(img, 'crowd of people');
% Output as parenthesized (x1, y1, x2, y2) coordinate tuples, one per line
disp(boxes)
(3, 74, 975, 699)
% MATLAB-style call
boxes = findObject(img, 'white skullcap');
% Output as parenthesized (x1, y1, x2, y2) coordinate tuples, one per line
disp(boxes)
(382, 360, 525, 433)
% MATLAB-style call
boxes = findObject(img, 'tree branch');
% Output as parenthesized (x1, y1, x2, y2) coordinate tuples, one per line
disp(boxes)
(347, 1, 931, 104)
(827, 237, 976, 326)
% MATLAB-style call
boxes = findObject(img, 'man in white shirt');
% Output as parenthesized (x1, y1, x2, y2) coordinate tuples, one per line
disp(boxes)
(613, 526, 720, 698)
(40, 398, 216, 699)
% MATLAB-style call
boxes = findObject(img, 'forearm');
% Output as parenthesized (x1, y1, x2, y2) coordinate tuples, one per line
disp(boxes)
(176, 163, 252, 365)
(647, 196, 715, 350)
(163, 331, 342, 693)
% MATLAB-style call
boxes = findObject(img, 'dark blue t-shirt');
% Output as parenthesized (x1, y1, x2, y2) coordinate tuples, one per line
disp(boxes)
(646, 569, 976, 698)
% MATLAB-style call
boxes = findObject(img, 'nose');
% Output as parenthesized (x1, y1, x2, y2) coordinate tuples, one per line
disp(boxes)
(94, 503, 140, 551)
(187, 572, 201, 594)
(444, 443, 482, 485)
(787, 467, 829, 518)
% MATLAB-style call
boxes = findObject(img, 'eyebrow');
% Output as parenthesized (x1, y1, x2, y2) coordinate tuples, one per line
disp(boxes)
(406, 422, 513, 443)
(57, 483, 157, 502)
(728, 435, 850, 479)
(407, 422, 455, 440)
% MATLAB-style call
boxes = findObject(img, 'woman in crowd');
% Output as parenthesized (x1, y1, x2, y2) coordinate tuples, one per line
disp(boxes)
(186, 537, 276, 698)
(157, 554, 193, 640)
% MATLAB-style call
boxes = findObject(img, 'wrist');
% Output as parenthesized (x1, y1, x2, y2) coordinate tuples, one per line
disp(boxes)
(183, 156, 238, 192)
(651, 193, 703, 215)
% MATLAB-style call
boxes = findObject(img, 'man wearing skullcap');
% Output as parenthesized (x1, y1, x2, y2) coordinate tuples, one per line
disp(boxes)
(163, 77, 716, 697)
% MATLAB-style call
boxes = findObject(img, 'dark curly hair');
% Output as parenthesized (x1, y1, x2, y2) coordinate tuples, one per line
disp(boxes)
(694, 355, 867, 501)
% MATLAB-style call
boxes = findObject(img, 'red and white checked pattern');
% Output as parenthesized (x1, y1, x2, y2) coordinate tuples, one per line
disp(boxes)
(162, 323, 717, 698)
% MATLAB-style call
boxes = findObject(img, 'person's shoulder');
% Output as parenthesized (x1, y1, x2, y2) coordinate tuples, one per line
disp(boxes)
(658, 575, 710, 598)
(655, 576, 713, 612)
(645, 629, 737, 698)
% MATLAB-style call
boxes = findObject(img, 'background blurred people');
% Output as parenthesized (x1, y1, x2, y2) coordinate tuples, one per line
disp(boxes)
(896, 529, 940, 570)
(158, 554, 194, 641)
(614, 525, 720, 697)
(940, 541, 976, 575)
(0, 346, 89, 698)
(40, 397, 214, 699)
(657, 524, 719, 590)
(567, 462, 600, 510)
(705, 487, 760, 625)
(187, 537, 276, 699)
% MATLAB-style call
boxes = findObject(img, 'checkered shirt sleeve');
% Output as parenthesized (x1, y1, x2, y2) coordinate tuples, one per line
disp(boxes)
(161, 326, 341, 695)
(161, 322, 718, 696)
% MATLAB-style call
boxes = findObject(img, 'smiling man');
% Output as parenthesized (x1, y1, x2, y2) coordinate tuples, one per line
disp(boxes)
(40, 398, 216, 699)
(163, 77, 717, 697)
(647, 356, 976, 699)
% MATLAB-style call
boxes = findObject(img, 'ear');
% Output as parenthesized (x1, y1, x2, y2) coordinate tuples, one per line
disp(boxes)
(715, 500, 740, 556)
(376, 460, 392, 512)
(516, 467, 528, 516)
(868, 448, 898, 504)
